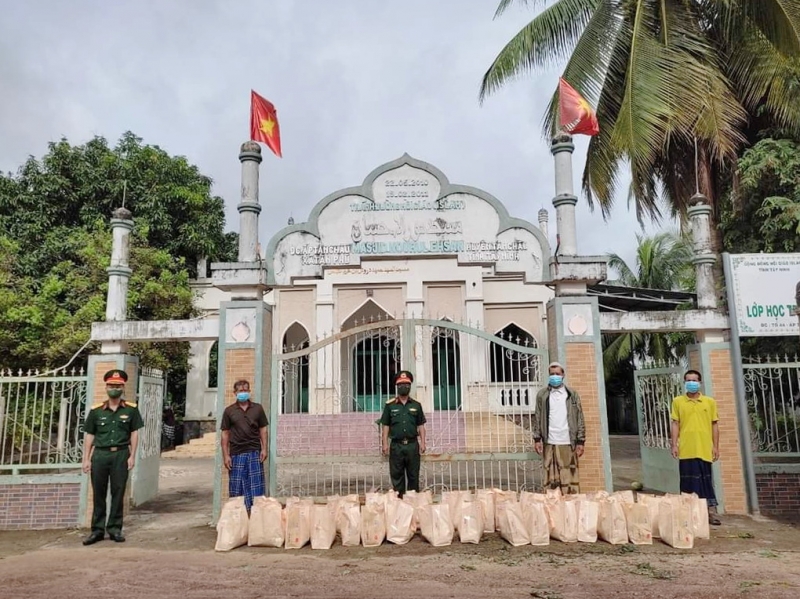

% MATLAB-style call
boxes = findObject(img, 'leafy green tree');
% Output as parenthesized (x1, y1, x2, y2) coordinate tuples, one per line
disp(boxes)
(0, 133, 238, 415)
(480, 1, 800, 249)
(720, 135, 800, 359)
(722, 137, 800, 254)
(0, 132, 234, 279)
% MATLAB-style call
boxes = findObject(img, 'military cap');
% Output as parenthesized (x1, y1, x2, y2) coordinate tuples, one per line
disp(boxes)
(395, 370, 414, 384)
(103, 369, 128, 384)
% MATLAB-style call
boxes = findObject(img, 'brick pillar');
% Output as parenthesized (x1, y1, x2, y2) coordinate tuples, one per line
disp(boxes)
(546, 297, 612, 493)
(212, 301, 273, 522)
(689, 342, 749, 515)
(80, 354, 140, 528)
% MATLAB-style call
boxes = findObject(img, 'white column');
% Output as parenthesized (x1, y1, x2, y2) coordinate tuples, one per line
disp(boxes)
(196, 256, 208, 279)
(238, 141, 262, 263)
(538, 208, 549, 241)
(102, 207, 134, 354)
(185, 340, 209, 419)
(315, 284, 336, 414)
(551, 134, 578, 257)
(688, 196, 717, 310)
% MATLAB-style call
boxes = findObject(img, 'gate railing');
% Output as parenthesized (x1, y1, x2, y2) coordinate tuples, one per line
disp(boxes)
(0, 368, 88, 473)
(742, 355, 800, 458)
(270, 318, 548, 497)
(634, 364, 684, 450)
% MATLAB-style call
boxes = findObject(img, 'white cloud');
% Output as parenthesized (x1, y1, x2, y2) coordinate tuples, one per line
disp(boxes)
(0, 0, 672, 271)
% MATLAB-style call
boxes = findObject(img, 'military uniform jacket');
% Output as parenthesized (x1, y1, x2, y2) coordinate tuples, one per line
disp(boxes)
(379, 397, 426, 441)
(84, 400, 144, 448)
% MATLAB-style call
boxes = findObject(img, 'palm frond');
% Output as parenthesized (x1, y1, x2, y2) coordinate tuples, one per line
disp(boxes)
(541, 0, 623, 137)
(607, 251, 639, 286)
(480, 0, 599, 102)
(494, 0, 552, 19)
(742, 0, 800, 55)
(602, 332, 637, 375)
(728, 25, 800, 137)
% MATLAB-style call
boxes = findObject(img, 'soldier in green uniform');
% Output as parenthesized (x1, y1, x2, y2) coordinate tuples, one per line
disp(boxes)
(380, 370, 427, 498)
(81, 369, 144, 545)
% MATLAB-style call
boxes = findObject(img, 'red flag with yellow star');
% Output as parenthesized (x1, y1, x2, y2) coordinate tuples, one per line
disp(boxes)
(250, 90, 282, 157)
(558, 77, 599, 136)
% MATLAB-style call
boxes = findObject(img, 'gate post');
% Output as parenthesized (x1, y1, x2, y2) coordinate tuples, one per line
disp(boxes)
(545, 134, 613, 493)
(682, 201, 750, 515)
(546, 297, 613, 493)
(211, 141, 272, 523)
(80, 207, 140, 527)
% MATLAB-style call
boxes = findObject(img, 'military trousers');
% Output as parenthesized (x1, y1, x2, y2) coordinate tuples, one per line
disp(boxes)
(91, 447, 130, 534)
(389, 439, 420, 497)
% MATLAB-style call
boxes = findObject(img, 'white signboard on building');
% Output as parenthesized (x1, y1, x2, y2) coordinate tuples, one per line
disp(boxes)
(269, 158, 549, 286)
(727, 253, 800, 336)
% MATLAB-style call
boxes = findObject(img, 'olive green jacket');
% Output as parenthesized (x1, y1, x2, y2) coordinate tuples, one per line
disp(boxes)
(532, 385, 586, 448)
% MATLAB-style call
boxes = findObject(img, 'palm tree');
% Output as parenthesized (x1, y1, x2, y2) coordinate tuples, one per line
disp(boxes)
(480, 1, 800, 244)
(607, 231, 694, 291)
(602, 231, 694, 372)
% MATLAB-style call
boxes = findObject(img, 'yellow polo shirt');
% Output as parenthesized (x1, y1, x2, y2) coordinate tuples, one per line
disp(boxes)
(670, 394, 718, 462)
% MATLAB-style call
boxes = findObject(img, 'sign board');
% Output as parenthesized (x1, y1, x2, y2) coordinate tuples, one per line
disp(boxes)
(727, 253, 800, 337)
(269, 158, 547, 286)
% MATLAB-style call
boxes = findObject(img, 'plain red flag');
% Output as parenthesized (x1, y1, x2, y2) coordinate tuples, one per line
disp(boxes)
(558, 77, 599, 136)
(250, 90, 282, 157)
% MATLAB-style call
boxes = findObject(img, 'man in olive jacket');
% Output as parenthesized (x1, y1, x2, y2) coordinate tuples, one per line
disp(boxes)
(532, 362, 586, 494)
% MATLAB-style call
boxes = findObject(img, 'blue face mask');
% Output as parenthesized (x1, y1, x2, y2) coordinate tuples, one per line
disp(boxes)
(548, 375, 564, 388)
(236, 391, 250, 402)
(685, 381, 701, 394)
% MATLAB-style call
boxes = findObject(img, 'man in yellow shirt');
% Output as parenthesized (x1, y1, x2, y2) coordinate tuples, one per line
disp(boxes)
(670, 369, 721, 525)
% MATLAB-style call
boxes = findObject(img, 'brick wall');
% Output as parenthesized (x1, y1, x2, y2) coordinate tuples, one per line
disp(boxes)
(756, 471, 800, 518)
(709, 348, 747, 514)
(688, 347, 701, 372)
(565, 342, 604, 492)
(0, 482, 80, 530)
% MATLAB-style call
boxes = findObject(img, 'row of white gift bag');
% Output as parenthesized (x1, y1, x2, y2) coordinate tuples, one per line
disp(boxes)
(215, 488, 710, 552)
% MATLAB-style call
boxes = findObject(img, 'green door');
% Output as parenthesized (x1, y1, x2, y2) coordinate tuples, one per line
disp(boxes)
(353, 335, 398, 412)
(433, 331, 461, 411)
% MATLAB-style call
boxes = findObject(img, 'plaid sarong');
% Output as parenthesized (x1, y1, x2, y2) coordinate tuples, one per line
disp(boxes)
(229, 450, 265, 511)
(543, 444, 580, 494)
(679, 458, 718, 507)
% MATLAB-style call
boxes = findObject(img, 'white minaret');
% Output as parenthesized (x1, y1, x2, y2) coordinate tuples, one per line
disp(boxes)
(238, 141, 263, 263)
(102, 207, 133, 353)
(538, 207, 549, 241)
(551, 133, 578, 256)
(688, 193, 717, 309)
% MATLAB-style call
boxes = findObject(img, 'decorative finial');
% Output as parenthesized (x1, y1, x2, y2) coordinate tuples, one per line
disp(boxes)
(240, 140, 261, 154)
(112, 206, 132, 220)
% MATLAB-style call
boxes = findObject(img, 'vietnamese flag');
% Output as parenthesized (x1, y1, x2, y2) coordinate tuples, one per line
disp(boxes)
(250, 90, 282, 157)
(558, 77, 599, 136)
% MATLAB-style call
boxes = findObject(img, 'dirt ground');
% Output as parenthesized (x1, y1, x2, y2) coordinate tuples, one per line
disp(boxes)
(2, 446, 800, 599)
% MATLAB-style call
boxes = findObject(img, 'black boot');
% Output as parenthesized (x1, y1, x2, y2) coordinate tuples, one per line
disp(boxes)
(82, 531, 104, 546)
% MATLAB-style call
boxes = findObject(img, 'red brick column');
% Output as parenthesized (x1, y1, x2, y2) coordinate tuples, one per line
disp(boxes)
(707, 346, 747, 514)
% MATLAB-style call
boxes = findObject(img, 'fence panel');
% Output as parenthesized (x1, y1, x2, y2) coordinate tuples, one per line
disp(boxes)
(742, 355, 800, 458)
(0, 368, 87, 473)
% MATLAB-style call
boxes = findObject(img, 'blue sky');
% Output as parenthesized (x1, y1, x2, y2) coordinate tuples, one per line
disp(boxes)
(0, 0, 665, 271)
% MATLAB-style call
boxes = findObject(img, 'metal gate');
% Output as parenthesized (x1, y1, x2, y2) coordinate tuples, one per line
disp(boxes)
(634, 364, 681, 493)
(269, 318, 548, 498)
(131, 367, 165, 506)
